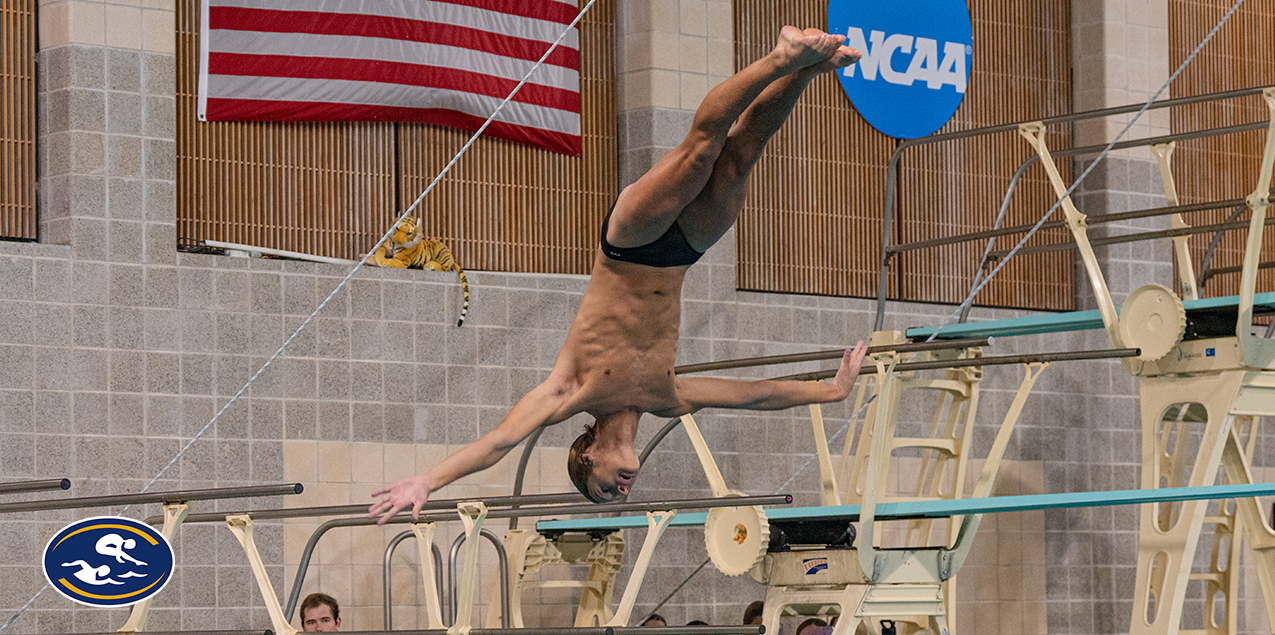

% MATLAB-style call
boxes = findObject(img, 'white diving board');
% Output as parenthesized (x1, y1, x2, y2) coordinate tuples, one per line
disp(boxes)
(535, 482, 1275, 533)
(905, 291, 1275, 340)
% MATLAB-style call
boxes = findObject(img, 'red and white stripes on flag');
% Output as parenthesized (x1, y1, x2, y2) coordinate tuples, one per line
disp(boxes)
(198, 0, 582, 156)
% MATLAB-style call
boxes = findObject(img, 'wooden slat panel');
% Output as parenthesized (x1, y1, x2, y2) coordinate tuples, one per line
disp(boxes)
(396, 0, 615, 275)
(734, 0, 892, 297)
(899, 2, 1074, 311)
(0, 0, 37, 241)
(735, 1, 1074, 312)
(1169, 0, 1275, 299)
(176, 0, 615, 271)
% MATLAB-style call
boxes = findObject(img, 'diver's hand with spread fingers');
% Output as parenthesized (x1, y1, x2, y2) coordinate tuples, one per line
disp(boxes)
(369, 474, 433, 525)
(830, 340, 869, 399)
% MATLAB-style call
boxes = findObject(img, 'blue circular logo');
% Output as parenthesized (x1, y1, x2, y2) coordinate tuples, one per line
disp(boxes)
(828, 0, 973, 139)
(43, 516, 175, 607)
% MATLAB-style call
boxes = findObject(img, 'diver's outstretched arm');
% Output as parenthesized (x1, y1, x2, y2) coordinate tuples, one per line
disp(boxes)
(369, 380, 575, 524)
(674, 341, 867, 412)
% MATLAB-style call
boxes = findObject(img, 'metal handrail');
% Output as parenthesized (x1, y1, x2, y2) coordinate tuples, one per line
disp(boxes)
(148, 492, 585, 525)
(885, 121, 1269, 257)
(322, 627, 763, 635)
(770, 348, 1141, 382)
(285, 494, 790, 620)
(889, 196, 1253, 255)
(0, 483, 302, 515)
(508, 427, 546, 531)
(1200, 260, 1275, 283)
(671, 338, 989, 375)
(286, 516, 369, 621)
(51, 632, 270, 635)
(385, 531, 446, 629)
(874, 85, 1275, 330)
(984, 215, 1275, 260)
(449, 530, 510, 629)
(0, 478, 70, 496)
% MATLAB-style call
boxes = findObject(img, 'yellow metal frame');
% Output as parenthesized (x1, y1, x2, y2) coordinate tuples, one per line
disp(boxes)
(117, 502, 189, 634)
(1018, 88, 1275, 635)
(679, 335, 1046, 635)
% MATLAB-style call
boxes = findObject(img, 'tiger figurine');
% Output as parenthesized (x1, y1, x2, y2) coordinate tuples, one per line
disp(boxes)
(371, 216, 469, 327)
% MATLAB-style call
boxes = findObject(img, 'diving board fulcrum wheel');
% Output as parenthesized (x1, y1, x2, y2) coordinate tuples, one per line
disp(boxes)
(703, 495, 770, 576)
(1118, 283, 1186, 361)
(678, 414, 771, 575)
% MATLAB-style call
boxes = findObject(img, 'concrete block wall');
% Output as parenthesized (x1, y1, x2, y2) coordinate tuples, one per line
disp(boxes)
(1, 1, 1273, 634)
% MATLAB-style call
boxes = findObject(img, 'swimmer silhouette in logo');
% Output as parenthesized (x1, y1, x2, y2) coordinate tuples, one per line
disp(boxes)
(59, 532, 151, 587)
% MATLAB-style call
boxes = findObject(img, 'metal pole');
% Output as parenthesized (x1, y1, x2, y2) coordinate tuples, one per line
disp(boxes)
(638, 417, 684, 466)
(1201, 260, 1275, 283)
(612, 629, 764, 635)
(286, 495, 788, 621)
(156, 492, 584, 525)
(0, 478, 70, 495)
(509, 427, 545, 531)
(889, 197, 1249, 255)
(472, 494, 792, 520)
(287, 516, 368, 621)
(873, 85, 1273, 329)
(986, 215, 1275, 260)
(384, 530, 445, 631)
(448, 530, 510, 629)
(770, 348, 1141, 381)
(324, 627, 764, 635)
(672, 338, 991, 375)
(56, 632, 272, 635)
(0, 483, 302, 515)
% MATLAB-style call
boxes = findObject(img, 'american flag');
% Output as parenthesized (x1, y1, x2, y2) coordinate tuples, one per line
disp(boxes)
(198, 0, 582, 156)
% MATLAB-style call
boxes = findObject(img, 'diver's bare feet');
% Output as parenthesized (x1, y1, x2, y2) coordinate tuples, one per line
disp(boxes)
(772, 25, 844, 73)
(807, 44, 862, 75)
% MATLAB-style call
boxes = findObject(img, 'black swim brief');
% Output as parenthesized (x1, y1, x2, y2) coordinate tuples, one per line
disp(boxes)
(599, 201, 704, 268)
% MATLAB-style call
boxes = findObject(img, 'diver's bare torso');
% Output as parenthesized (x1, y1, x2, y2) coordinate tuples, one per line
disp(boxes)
(543, 250, 692, 422)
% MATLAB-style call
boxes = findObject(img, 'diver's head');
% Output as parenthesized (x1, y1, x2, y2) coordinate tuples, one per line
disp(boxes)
(567, 417, 641, 503)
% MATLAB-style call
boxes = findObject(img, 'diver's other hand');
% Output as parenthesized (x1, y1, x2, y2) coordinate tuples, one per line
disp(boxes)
(830, 340, 868, 399)
(369, 474, 432, 525)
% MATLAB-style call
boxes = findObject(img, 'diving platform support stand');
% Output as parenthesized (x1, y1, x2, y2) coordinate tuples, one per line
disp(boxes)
(1018, 87, 1275, 635)
(677, 339, 1049, 635)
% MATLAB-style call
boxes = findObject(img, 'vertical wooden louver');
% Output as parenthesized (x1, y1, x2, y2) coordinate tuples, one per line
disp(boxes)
(734, 1, 1074, 311)
(0, 0, 36, 241)
(176, 0, 616, 271)
(897, 3, 1074, 310)
(1169, 0, 1275, 299)
(733, 0, 893, 298)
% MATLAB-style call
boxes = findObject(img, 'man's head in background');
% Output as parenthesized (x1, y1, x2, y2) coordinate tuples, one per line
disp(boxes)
(300, 593, 341, 632)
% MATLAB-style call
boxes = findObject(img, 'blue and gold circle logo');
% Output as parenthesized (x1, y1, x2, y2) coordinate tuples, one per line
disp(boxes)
(42, 516, 175, 607)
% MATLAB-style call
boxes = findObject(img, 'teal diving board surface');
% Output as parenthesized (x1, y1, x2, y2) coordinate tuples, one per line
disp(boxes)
(905, 291, 1275, 340)
(535, 482, 1275, 533)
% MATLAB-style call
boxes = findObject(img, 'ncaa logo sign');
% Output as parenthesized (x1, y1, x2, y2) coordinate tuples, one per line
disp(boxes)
(42, 516, 174, 607)
(828, 0, 973, 139)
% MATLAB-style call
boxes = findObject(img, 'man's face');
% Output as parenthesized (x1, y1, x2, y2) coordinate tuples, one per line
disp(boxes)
(585, 447, 640, 503)
(302, 604, 340, 632)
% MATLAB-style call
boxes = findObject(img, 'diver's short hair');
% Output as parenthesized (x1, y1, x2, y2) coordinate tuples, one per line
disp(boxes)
(568, 421, 601, 503)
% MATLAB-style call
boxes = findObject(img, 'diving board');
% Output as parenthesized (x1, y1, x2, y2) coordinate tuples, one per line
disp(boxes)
(535, 482, 1275, 635)
(535, 483, 1275, 533)
(905, 290, 1275, 340)
(887, 86, 1275, 635)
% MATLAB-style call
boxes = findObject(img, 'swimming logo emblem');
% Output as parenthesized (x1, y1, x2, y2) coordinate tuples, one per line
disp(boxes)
(828, 0, 973, 139)
(42, 516, 175, 607)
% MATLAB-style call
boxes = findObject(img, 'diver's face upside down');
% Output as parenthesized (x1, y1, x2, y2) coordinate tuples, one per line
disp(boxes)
(567, 419, 642, 503)
(587, 455, 639, 503)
